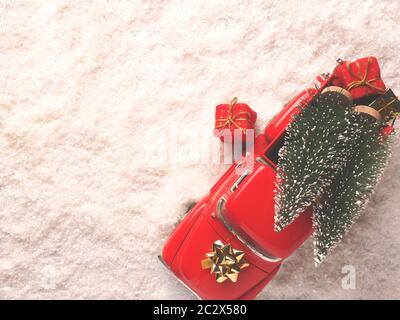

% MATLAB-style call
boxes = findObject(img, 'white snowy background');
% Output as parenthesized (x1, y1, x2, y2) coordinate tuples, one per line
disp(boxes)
(1, 0, 399, 299)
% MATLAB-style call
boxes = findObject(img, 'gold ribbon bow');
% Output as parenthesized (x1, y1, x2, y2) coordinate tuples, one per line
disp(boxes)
(215, 97, 251, 133)
(201, 240, 250, 283)
(345, 57, 386, 93)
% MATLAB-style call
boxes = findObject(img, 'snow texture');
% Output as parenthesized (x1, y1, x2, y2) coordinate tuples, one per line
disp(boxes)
(1, 0, 399, 299)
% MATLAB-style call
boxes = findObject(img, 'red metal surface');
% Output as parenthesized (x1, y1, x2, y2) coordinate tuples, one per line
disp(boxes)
(224, 160, 313, 259)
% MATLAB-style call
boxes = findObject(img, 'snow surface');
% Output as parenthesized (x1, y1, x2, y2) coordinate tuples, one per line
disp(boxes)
(1, 0, 399, 299)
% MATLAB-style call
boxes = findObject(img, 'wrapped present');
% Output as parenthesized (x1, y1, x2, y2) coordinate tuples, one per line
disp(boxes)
(381, 125, 395, 138)
(214, 97, 257, 143)
(333, 56, 386, 100)
(355, 89, 400, 123)
(368, 89, 400, 124)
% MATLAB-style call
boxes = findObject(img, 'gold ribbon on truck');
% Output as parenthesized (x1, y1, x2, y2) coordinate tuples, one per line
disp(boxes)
(201, 240, 250, 283)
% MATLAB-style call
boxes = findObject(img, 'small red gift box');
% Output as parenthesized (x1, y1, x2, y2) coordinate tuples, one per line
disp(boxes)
(333, 56, 386, 100)
(214, 97, 257, 143)
(382, 125, 394, 138)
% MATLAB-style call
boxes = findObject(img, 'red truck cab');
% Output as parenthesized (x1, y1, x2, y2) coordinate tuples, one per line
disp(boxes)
(160, 74, 332, 299)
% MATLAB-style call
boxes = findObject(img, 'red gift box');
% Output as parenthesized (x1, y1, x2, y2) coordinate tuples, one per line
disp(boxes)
(333, 56, 386, 100)
(382, 125, 394, 138)
(214, 97, 257, 143)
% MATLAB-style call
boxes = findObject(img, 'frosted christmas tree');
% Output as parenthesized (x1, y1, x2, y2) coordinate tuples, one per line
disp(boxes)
(275, 76, 400, 264)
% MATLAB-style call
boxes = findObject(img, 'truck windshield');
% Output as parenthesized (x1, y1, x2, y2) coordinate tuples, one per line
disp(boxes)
(264, 132, 286, 165)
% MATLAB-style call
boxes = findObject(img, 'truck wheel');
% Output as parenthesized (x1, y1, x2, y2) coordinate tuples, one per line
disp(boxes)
(174, 201, 197, 227)
(321, 86, 353, 103)
(184, 201, 196, 214)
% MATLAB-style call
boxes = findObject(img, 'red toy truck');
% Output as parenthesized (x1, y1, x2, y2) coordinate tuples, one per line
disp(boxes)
(160, 66, 393, 299)
(159, 74, 332, 300)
